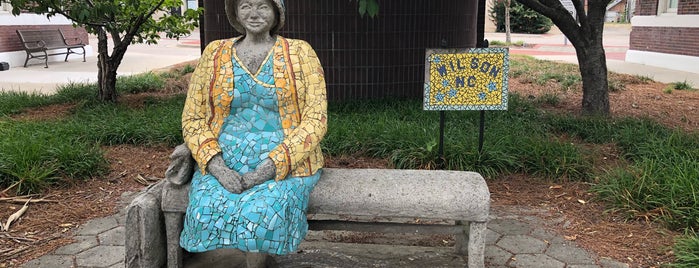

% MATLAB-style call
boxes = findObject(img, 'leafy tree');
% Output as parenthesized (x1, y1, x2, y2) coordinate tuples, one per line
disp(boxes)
(515, 0, 612, 115)
(490, 0, 553, 34)
(5, 0, 201, 102)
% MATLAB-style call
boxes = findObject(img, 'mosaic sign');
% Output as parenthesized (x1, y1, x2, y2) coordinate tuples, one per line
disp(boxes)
(424, 48, 509, 110)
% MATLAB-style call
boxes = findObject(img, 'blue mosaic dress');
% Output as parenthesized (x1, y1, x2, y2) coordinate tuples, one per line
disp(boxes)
(180, 47, 321, 255)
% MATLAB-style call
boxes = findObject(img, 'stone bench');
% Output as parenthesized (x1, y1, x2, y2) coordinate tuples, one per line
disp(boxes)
(125, 151, 490, 268)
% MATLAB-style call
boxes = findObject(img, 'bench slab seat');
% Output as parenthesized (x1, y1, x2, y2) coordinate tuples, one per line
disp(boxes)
(126, 168, 490, 268)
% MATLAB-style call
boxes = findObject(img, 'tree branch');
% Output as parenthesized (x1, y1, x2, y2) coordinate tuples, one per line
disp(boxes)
(517, 0, 583, 46)
(45, 2, 107, 28)
(128, 0, 166, 37)
(571, 0, 589, 35)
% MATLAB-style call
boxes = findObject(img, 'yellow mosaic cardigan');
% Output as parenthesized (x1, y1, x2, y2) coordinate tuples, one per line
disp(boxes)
(182, 37, 327, 181)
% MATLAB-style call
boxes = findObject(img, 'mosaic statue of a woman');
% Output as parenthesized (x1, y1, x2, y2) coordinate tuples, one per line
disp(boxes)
(179, 0, 327, 266)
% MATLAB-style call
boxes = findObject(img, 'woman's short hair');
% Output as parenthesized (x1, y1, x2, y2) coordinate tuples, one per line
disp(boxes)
(224, 0, 286, 35)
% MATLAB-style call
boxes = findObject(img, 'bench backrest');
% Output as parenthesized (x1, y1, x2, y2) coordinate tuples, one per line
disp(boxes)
(16, 29, 68, 47)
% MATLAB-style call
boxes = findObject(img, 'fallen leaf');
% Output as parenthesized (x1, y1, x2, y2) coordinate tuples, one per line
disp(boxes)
(59, 223, 73, 227)
(549, 185, 563, 189)
(578, 199, 587, 204)
(564, 234, 578, 241)
(3, 199, 30, 231)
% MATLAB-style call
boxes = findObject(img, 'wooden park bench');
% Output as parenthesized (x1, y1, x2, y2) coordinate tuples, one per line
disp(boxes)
(125, 144, 491, 268)
(16, 29, 86, 68)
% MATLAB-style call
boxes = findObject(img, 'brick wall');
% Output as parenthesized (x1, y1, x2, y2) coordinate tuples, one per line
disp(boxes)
(630, 26, 699, 57)
(636, 0, 659, 15)
(0, 25, 88, 53)
(679, 0, 699, 14)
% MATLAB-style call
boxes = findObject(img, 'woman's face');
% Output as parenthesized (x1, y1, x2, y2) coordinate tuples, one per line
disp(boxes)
(236, 0, 277, 36)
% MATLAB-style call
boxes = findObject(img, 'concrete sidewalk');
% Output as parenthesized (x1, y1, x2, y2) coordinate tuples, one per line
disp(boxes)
(484, 25, 699, 86)
(0, 34, 201, 95)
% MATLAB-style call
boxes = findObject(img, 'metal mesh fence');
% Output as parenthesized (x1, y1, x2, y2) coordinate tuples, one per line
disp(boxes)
(203, 0, 478, 102)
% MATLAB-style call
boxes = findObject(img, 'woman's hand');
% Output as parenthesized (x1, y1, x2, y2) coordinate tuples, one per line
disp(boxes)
(241, 159, 276, 190)
(206, 154, 244, 193)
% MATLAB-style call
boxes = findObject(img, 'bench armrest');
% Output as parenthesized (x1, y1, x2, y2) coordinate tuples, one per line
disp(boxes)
(64, 37, 84, 46)
(22, 40, 46, 49)
(164, 143, 194, 185)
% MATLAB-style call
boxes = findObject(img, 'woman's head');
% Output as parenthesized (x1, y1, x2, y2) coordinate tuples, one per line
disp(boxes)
(225, 0, 285, 35)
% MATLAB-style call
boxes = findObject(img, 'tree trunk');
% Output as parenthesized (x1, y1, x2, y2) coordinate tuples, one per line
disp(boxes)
(95, 28, 132, 103)
(513, 0, 612, 115)
(96, 29, 118, 102)
(576, 40, 609, 115)
(505, 0, 511, 44)
(97, 60, 118, 102)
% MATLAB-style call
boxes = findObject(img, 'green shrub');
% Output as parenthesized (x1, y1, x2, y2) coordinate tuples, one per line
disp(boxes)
(672, 80, 694, 90)
(116, 72, 165, 94)
(181, 64, 196, 74)
(633, 75, 654, 84)
(53, 82, 99, 103)
(0, 121, 108, 194)
(490, 0, 553, 34)
(671, 232, 699, 268)
(536, 93, 561, 106)
(594, 156, 699, 230)
(0, 91, 50, 116)
(608, 78, 626, 92)
(0, 82, 98, 116)
(489, 40, 526, 47)
(323, 96, 591, 181)
(66, 95, 185, 146)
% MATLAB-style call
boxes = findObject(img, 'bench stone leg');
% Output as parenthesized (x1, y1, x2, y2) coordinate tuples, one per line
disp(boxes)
(468, 221, 487, 268)
(454, 220, 487, 268)
(454, 221, 469, 256)
(164, 212, 185, 268)
(124, 182, 167, 268)
(161, 179, 191, 268)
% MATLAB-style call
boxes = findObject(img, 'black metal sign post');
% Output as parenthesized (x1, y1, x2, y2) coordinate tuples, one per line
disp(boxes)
(478, 110, 485, 154)
(438, 110, 446, 168)
(437, 40, 448, 169)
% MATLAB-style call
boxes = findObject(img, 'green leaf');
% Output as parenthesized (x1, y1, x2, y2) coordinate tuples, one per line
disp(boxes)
(358, 0, 367, 17)
(367, 0, 379, 18)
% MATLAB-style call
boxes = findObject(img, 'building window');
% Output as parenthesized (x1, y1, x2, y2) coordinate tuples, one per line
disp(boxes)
(658, 0, 678, 14)
(667, 0, 678, 13)
(0, 3, 11, 12)
(186, 0, 197, 10)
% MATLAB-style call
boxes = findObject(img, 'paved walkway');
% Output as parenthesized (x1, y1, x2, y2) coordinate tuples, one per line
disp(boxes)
(485, 24, 699, 86)
(8, 26, 699, 267)
(0, 35, 201, 95)
(21, 192, 630, 268)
